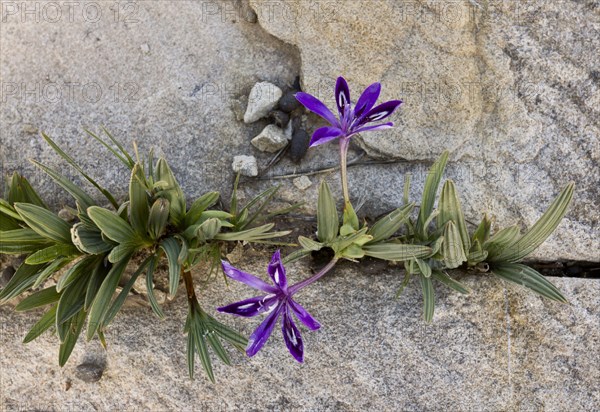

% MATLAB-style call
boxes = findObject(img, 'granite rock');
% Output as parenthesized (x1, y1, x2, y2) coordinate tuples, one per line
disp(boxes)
(0, 0, 299, 215)
(244, 81, 283, 123)
(251, 124, 289, 152)
(249, 0, 600, 262)
(1, 258, 598, 410)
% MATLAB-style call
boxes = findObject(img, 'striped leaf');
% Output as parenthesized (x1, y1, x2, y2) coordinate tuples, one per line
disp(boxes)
(15, 203, 72, 243)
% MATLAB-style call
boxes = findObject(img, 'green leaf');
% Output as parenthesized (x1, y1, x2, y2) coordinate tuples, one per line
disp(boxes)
(185, 192, 220, 227)
(193, 321, 215, 383)
(88, 206, 139, 244)
(59, 309, 86, 367)
(471, 213, 492, 245)
(32, 259, 70, 289)
(148, 198, 170, 240)
(362, 243, 432, 261)
(431, 270, 470, 294)
(235, 186, 279, 230)
(442, 221, 467, 269)
(56, 274, 88, 339)
(15, 286, 60, 312)
(14, 203, 72, 243)
(214, 224, 290, 242)
(86, 256, 131, 340)
(298, 236, 323, 251)
(84, 128, 134, 169)
(6, 172, 47, 209)
(395, 270, 412, 298)
(31, 160, 96, 211)
(197, 218, 223, 242)
(420, 276, 435, 323)
(340, 243, 365, 260)
(85, 258, 110, 311)
(467, 239, 489, 265)
(25, 243, 80, 265)
(342, 201, 359, 231)
(367, 203, 414, 244)
(415, 258, 432, 278)
(160, 237, 182, 298)
(23, 305, 57, 343)
(483, 225, 521, 259)
(155, 158, 186, 226)
(0, 263, 45, 303)
(489, 183, 575, 263)
(417, 151, 449, 237)
(71, 223, 114, 254)
(491, 263, 568, 303)
(437, 180, 470, 252)
(103, 256, 152, 327)
(206, 315, 247, 351)
(317, 180, 339, 243)
(57, 255, 101, 292)
(145, 254, 165, 319)
(187, 328, 196, 379)
(108, 242, 139, 263)
(0, 228, 52, 254)
(41, 132, 119, 208)
(207, 332, 231, 366)
(129, 163, 150, 237)
(403, 173, 411, 205)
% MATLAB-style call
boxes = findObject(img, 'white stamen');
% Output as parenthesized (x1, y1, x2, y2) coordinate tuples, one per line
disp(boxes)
(287, 327, 298, 346)
(369, 111, 389, 121)
(274, 268, 280, 284)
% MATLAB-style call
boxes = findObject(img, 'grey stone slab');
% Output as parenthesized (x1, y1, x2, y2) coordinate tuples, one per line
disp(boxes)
(249, 0, 600, 262)
(1, 258, 598, 411)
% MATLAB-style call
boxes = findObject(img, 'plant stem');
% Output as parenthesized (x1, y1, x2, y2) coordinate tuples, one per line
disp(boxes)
(182, 268, 197, 302)
(289, 257, 339, 295)
(339, 137, 351, 206)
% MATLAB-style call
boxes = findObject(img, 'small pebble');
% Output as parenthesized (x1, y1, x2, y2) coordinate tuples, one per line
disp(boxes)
(293, 176, 312, 191)
(140, 43, 150, 54)
(289, 129, 310, 163)
(75, 361, 105, 383)
(232, 155, 258, 177)
(268, 110, 289, 128)
(244, 82, 283, 123)
(251, 125, 288, 153)
(279, 91, 300, 113)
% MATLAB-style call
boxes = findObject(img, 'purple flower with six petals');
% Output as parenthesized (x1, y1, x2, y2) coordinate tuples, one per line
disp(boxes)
(217, 251, 323, 363)
(295, 76, 403, 147)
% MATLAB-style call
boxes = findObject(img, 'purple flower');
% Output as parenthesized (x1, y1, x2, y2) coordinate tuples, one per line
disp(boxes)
(217, 250, 321, 363)
(295, 76, 403, 147)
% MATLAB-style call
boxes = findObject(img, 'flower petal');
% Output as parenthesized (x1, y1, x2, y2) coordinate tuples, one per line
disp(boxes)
(361, 100, 403, 124)
(246, 302, 284, 357)
(217, 294, 278, 317)
(309, 126, 343, 147)
(267, 250, 287, 291)
(352, 122, 394, 135)
(335, 76, 351, 116)
(282, 307, 304, 362)
(354, 82, 381, 117)
(295, 92, 339, 127)
(289, 298, 321, 330)
(222, 260, 278, 293)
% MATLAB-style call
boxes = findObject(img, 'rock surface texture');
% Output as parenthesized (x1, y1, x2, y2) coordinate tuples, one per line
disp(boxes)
(1, 259, 599, 410)
(249, 0, 600, 262)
